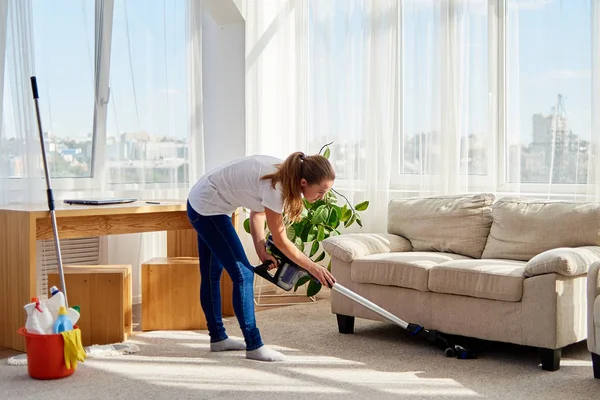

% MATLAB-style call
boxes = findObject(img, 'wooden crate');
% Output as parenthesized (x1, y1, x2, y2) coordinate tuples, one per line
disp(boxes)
(47, 264, 132, 346)
(142, 257, 207, 331)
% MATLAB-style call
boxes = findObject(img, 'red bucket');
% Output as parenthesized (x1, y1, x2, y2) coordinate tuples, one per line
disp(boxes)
(18, 326, 79, 380)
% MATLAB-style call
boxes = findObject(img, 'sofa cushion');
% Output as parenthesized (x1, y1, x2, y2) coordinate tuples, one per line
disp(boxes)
(428, 259, 527, 302)
(387, 193, 494, 259)
(524, 246, 600, 277)
(482, 198, 600, 261)
(322, 233, 413, 263)
(351, 252, 472, 292)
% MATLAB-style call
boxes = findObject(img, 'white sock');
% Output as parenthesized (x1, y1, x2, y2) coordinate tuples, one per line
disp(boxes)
(246, 345, 286, 362)
(210, 338, 246, 352)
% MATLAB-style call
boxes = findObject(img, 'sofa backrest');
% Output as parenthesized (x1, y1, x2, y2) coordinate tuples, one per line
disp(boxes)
(481, 198, 600, 261)
(387, 193, 495, 259)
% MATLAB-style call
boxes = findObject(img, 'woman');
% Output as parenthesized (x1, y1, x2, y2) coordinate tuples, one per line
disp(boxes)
(187, 151, 337, 362)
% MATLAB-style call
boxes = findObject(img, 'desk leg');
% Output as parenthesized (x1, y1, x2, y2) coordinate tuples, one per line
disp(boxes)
(0, 211, 36, 352)
(167, 228, 235, 317)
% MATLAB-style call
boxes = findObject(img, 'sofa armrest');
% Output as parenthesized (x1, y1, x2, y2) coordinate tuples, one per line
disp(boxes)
(322, 233, 412, 263)
(523, 246, 600, 278)
(588, 261, 600, 354)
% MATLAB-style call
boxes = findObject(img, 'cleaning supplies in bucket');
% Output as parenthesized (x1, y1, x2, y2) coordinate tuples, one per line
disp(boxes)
(22, 289, 80, 336)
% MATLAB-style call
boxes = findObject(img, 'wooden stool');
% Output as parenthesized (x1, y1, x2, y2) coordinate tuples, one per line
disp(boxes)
(47, 264, 132, 347)
(142, 257, 207, 331)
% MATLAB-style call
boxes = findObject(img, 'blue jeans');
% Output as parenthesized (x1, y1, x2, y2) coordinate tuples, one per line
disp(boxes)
(186, 201, 263, 351)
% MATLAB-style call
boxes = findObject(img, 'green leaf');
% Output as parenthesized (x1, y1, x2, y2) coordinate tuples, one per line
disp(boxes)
(316, 225, 326, 241)
(294, 237, 304, 251)
(303, 198, 312, 210)
(329, 229, 340, 237)
(355, 201, 369, 211)
(309, 241, 320, 257)
(286, 225, 296, 241)
(293, 275, 311, 292)
(332, 204, 342, 219)
(293, 220, 306, 237)
(312, 205, 329, 225)
(311, 199, 327, 209)
(327, 259, 332, 272)
(344, 213, 357, 228)
(243, 218, 251, 234)
(307, 280, 322, 297)
(323, 147, 331, 159)
(327, 206, 340, 226)
(332, 217, 341, 229)
(304, 225, 318, 242)
(356, 217, 363, 228)
(314, 251, 326, 262)
(340, 208, 352, 222)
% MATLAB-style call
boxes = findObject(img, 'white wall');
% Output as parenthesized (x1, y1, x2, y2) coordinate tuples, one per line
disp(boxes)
(107, 3, 247, 304)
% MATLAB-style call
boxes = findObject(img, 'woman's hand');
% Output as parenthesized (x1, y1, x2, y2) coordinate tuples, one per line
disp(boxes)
(309, 263, 336, 288)
(257, 248, 279, 270)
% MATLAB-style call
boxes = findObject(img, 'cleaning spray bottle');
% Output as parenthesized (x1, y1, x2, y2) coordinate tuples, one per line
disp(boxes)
(52, 306, 74, 334)
(23, 300, 45, 334)
(31, 297, 54, 334)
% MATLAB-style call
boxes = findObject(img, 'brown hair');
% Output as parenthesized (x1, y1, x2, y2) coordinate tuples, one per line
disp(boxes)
(261, 152, 336, 222)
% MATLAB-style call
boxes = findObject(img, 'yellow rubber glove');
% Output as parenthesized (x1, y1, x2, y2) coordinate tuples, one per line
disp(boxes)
(61, 328, 87, 370)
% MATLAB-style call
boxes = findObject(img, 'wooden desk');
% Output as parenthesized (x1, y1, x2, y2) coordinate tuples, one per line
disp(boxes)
(0, 201, 236, 352)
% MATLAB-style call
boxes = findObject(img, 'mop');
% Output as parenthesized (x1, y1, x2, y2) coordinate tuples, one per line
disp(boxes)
(7, 77, 138, 367)
(254, 236, 475, 359)
(31, 76, 69, 308)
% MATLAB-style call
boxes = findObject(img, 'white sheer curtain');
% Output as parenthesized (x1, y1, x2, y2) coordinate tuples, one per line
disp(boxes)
(307, 1, 399, 232)
(0, 0, 43, 205)
(245, 0, 309, 157)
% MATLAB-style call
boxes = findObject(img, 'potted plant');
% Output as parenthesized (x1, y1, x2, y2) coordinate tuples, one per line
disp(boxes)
(243, 142, 369, 297)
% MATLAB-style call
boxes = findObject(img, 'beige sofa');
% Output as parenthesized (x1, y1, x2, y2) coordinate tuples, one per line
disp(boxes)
(322, 193, 600, 371)
(589, 261, 600, 378)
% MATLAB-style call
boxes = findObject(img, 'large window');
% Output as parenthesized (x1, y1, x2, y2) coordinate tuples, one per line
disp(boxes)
(106, 0, 188, 186)
(506, 0, 592, 185)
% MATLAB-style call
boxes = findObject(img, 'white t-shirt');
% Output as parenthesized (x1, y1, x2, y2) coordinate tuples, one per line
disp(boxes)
(188, 155, 285, 216)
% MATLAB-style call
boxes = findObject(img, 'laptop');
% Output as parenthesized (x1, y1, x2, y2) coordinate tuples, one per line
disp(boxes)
(63, 198, 137, 206)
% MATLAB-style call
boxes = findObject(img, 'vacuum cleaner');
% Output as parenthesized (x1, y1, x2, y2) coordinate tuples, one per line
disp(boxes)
(254, 237, 475, 359)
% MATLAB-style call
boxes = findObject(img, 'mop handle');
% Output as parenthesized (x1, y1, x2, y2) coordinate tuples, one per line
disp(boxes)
(30, 76, 69, 307)
(332, 283, 408, 329)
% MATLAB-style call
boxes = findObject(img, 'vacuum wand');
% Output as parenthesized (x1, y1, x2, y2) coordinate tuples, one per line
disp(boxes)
(30, 76, 68, 308)
(331, 283, 408, 329)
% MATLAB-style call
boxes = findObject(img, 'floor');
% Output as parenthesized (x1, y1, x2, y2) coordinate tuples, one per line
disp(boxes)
(0, 286, 326, 360)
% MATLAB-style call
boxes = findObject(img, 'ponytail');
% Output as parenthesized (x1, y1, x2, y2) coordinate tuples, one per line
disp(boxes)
(262, 151, 335, 222)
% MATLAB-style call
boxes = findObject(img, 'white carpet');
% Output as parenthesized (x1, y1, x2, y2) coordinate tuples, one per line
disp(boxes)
(1, 298, 598, 400)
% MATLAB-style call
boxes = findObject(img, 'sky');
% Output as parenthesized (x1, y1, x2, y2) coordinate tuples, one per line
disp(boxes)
(20, 0, 595, 147)
(30, 0, 187, 140)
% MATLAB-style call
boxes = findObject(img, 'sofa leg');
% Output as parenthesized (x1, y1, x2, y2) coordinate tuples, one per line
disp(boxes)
(336, 314, 355, 334)
(539, 348, 561, 371)
(592, 352, 600, 379)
